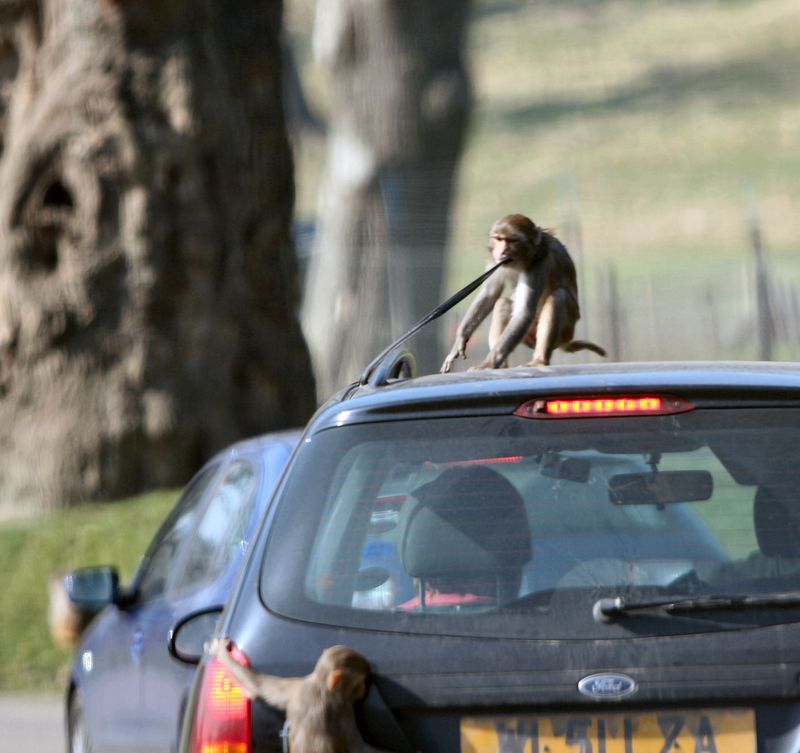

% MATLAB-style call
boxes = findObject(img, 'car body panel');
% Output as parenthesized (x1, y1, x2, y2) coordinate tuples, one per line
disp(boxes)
(180, 362, 800, 753)
(320, 361, 800, 427)
(76, 605, 143, 753)
(67, 429, 301, 753)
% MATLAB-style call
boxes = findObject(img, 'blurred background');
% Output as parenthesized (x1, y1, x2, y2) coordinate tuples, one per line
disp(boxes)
(0, 0, 798, 701)
(289, 0, 800, 375)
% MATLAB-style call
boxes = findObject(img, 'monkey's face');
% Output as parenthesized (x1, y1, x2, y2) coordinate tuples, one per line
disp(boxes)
(488, 215, 542, 267)
(490, 231, 519, 263)
(489, 228, 535, 267)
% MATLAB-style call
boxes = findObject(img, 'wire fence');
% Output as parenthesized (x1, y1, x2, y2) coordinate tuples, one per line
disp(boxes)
(296, 211, 800, 370)
(435, 245, 800, 370)
(579, 248, 800, 364)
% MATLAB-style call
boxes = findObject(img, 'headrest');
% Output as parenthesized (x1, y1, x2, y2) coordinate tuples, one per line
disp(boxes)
(399, 466, 532, 580)
(754, 486, 800, 557)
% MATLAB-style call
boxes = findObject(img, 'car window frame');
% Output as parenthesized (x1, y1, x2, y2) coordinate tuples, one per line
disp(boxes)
(168, 456, 260, 597)
(129, 462, 222, 603)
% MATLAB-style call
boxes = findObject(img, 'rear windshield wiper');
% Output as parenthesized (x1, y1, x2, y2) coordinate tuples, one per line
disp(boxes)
(593, 592, 800, 623)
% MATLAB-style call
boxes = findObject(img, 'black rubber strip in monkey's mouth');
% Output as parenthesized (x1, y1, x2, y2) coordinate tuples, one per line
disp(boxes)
(359, 257, 512, 385)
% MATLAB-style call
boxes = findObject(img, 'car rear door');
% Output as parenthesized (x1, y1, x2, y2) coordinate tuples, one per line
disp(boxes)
(138, 456, 261, 752)
(96, 463, 219, 753)
(77, 605, 144, 753)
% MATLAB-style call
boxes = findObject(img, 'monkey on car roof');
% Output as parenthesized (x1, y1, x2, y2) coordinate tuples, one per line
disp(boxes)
(441, 213, 606, 372)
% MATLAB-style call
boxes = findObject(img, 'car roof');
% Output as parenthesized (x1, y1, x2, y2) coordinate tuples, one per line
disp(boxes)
(312, 361, 800, 430)
(205, 428, 303, 464)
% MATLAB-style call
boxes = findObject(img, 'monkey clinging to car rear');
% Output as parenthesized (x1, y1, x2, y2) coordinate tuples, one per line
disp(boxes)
(441, 213, 606, 372)
(210, 640, 395, 753)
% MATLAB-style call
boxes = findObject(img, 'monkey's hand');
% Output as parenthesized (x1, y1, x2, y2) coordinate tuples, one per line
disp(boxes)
(440, 337, 468, 373)
(206, 637, 233, 661)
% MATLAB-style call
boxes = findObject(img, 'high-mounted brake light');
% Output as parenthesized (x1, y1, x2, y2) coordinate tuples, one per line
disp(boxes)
(190, 645, 252, 753)
(514, 394, 694, 419)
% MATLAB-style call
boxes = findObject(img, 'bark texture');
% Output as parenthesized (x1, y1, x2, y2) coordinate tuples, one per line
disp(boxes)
(303, 0, 472, 398)
(0, 0, 315, 514)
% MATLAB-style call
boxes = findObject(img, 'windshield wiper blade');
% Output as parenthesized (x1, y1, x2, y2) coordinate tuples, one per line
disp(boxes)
(593, 592, 800, 623)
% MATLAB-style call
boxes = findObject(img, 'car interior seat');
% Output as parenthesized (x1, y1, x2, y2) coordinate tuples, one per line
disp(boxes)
(754, 485, 800, 558)
(399, 465, 532, 610)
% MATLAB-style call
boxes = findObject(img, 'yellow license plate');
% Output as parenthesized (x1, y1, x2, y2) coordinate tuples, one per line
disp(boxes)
(461, 708, 755, 753)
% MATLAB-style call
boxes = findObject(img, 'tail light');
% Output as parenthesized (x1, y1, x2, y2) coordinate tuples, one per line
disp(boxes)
(189, 643, 252, 753)
(514, 394, 694, 419)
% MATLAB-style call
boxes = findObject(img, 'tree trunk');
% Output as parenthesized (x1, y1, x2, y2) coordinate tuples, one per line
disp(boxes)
(303, 0, 472, 398)
(0, 0, 315, 515)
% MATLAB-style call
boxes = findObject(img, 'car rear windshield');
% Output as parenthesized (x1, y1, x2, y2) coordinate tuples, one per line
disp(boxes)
(260, 406, 800, 639)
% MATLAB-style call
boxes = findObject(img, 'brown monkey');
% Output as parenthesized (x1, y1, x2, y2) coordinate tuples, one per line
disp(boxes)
(441, 214, 606, 372)
(210, 639, 394, 753)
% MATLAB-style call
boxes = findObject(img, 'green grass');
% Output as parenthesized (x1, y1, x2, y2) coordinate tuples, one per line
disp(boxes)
(287, 0, 800, 361)
(283, 0, 788, 554)
(0, 491, 177, 692)
(451, 0, 800, 282)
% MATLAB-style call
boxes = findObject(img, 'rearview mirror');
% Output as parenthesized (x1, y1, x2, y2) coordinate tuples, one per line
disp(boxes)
(608, 470, 713, 505)
(169, 607, 224, 664)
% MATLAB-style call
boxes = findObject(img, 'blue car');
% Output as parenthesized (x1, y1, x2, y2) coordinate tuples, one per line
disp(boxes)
(64, 428, 301, 753)
(172, 360, 800, 753)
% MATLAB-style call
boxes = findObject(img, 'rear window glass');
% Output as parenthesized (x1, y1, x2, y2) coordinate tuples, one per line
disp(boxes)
(260, 407, 800, 639)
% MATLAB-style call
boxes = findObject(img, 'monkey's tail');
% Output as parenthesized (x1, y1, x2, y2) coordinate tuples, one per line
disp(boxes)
(562, 340, 607, 357)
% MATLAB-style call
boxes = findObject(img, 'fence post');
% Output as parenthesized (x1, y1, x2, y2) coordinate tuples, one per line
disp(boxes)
(789, 283, 800, 345)
(704, 283, 721, 357)
(606, 265, 622, 362)
(748, 187, 773, 360)
(559, 171, 584, 279)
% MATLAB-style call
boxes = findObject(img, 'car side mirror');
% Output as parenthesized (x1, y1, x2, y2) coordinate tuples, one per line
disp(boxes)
(169, 606, 224, 664)
(66, 566, 122, 611)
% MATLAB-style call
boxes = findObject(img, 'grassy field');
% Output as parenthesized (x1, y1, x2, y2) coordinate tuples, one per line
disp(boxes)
(288, 0, 800, 361)
(0, 491, 177, 692)
(456, 0, 800, 262)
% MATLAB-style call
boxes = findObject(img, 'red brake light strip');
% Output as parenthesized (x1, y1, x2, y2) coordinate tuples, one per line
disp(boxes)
(514, 394, 694, 419)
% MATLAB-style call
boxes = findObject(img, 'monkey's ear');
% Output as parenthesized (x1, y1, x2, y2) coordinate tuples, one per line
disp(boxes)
(327, 668, 344, 692)
(532, 224, 543, 245)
